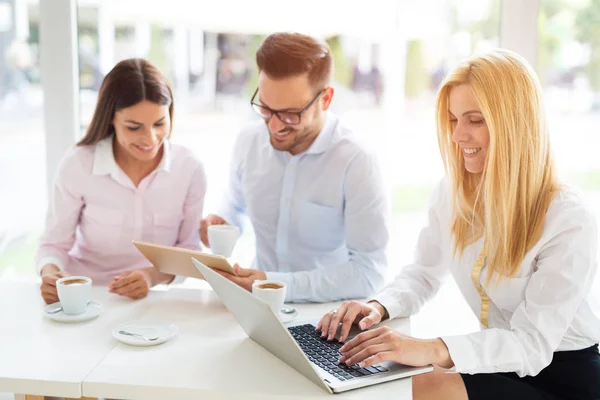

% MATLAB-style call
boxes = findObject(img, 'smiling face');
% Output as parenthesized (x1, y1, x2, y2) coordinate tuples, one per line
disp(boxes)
(256, 72, 332, 155)
(448, 84, 490, 174)
(112, 100, 170, 164)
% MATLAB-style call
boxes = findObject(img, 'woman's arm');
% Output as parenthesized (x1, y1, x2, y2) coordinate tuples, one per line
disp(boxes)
(35, 148, 84, 275)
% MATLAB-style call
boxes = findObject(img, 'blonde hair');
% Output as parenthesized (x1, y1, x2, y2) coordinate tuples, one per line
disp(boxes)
(436, 49, 559, 283)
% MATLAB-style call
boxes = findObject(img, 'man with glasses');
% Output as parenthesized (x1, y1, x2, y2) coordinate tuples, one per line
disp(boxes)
(199, 32, 389, 303)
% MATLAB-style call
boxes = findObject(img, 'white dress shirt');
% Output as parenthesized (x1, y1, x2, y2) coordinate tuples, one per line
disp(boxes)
(216, 114, 389, 302)
(373, 179, 600, 377)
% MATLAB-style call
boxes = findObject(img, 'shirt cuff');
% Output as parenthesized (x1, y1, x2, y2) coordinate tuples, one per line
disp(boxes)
(36, 257, 66, 276)
(371, 289, 410, 320)
(440, 334, 479, 374)
(265, 271, 293, 302)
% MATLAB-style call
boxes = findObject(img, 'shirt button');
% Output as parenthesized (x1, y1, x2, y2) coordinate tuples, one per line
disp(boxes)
(283, 199, 289, 206)
(281, 263, 287, 269)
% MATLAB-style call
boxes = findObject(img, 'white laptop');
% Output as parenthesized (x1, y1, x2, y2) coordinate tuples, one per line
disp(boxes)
(192, 258, 433, 394)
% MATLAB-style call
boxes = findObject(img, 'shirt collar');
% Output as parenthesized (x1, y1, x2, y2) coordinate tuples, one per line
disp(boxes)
(304, 113, 337, 155)
(92, 136, 172, 176)
(92, 136, 119, 176)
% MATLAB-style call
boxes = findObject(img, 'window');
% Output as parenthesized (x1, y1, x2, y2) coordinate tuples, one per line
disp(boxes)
(538, 0, 600, 196)
(0, 0, 44, 279)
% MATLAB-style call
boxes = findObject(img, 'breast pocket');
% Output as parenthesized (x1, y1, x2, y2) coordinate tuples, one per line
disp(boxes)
(80, 205, 124, 251)
(153, 212, 182, 245)
(297, 201, 344, 251)
(486, 273, 532, 312)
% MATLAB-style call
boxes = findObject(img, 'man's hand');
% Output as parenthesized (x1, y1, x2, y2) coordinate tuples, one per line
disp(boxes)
(199, 214, 228, 247)
(216, 263, 266, 291)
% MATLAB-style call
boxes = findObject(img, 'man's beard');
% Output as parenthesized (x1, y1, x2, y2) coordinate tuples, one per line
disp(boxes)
(269, 126, 299, 151)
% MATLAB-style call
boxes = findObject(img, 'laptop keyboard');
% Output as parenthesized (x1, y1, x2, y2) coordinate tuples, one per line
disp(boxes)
(288, 324, 389, 381)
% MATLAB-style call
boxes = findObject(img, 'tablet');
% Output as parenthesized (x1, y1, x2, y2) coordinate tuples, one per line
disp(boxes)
(132, 240, 236, 279)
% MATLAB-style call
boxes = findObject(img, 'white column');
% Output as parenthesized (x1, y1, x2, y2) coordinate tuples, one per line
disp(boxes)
(357, 39, 372, 74)
(173, 26, 190, 107)
(134, 22, 151, 58)
(379, 1, 408, 189)
(189, 28, 204, 76)
(13, 0, 28, 40)
(97, 3, 115, 74)
(499, 0, 541, 68)
(39, 0, 80, 196)
(202, 32, 218, 107)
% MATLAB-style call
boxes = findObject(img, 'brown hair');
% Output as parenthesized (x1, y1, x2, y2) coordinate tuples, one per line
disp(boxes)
(77, 58, 174, 146)
(256, 33, 333, 90)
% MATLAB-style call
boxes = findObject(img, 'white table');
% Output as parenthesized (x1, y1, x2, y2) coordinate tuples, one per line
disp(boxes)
(0, 280, 412, 399)
(0, 281, 166, 399)
(83, 283, 412, 399)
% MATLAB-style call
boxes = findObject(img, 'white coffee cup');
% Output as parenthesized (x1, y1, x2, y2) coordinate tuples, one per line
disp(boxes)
(252, 280, 287, 315)
(56, 276, 92, 315)
(208, 224, 240, 257)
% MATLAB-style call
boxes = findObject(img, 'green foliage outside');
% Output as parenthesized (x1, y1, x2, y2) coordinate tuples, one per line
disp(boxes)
(576, 0, 600, 92)
(537, 0, 570, 86)
(326, 36, 352, 88)
(566, 170, 600, 191)
(245, 35, 266, 97)
(392, 184, 435, 214)
(537, 0, 600, 92)
(458, 0, 502, 45)
(0, 234, 38, 277)
(404, 40, 429, 98)
(147, 24, 170, 82)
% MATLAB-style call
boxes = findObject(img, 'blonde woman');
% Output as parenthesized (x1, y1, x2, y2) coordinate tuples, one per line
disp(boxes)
(317, 49, 600, 399)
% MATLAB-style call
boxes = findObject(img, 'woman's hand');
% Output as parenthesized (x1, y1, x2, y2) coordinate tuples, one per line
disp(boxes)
(40, 264, 70, 304)
(109, 269, 152, 300)
(316, 300, 387, 342)
(339, 327, 453, 369)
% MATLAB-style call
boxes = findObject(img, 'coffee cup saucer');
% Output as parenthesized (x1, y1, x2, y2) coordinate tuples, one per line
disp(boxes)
(112, 321, 178, 347)
(43, 300, 103, 323)
(278, 308, 299, 324)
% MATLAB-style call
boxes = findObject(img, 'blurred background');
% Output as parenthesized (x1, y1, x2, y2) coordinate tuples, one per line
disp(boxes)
(1, 0, 599, 335)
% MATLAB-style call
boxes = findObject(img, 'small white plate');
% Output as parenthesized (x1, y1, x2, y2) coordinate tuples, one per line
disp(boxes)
(43, 301, 102, 323)
(113, 322, 178, 347)
(279, 308, 299, 324)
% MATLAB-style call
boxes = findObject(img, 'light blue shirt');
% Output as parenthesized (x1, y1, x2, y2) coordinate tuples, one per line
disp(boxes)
(217, 114, 389, 302)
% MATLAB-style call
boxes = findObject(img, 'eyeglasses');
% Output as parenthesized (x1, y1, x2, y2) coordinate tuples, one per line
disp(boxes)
(250, 88, 325, 125)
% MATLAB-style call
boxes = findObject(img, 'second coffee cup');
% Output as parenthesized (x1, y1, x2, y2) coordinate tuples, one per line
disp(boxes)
(208, 224, 240, 257)
(252, 280, 286, 315)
